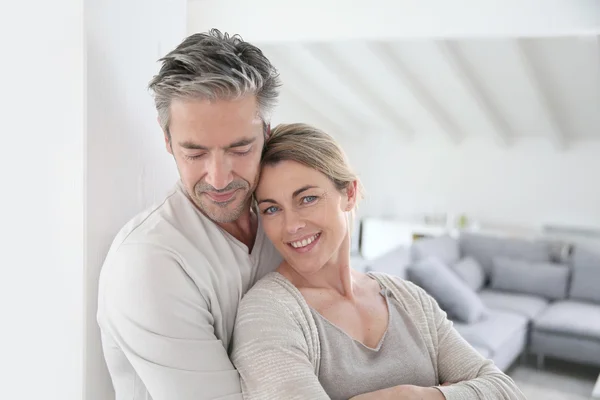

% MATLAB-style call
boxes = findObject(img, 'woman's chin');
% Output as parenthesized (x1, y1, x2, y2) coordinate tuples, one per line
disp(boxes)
(285, 255, 327, 277)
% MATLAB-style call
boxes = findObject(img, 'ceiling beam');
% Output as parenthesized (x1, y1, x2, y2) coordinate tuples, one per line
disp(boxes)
(436, 40, 512, 146)
(275, 89, 349, 138)
(307, 43, 414, 139)
(263, 47, 364, 137)
(513, 39, 568, 150)
(369, 42, 463, 144)
(188, 0, 600, 42)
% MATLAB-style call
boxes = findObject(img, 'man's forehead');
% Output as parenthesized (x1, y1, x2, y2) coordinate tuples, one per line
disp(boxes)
(171, 96, 260, 117)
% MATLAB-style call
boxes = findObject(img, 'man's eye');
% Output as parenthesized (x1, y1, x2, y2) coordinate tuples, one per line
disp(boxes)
(232, 147, 252, 156)
(186, 153, 206, 160)
(302, 196, 318, 204)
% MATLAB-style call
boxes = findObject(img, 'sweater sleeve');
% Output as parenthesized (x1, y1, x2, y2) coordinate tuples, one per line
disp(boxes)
(230, 282, 330, 400)
(410, 284, 527, 400)
(99, 243, 243, 400)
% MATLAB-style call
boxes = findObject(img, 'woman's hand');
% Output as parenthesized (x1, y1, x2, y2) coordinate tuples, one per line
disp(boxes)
(349, 384, 446, 400)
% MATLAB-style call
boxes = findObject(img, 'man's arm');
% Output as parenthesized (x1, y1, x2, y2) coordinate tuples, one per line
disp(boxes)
(98, 243, 242, 400)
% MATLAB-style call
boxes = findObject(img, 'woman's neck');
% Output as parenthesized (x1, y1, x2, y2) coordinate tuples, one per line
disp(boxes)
(280, 234, 359, 300)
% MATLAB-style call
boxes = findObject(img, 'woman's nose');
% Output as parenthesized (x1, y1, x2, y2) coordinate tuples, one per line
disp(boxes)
(284, 211, 306, 235)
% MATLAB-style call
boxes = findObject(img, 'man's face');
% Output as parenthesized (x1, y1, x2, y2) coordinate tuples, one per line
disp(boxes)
(166, 96, 264, 223)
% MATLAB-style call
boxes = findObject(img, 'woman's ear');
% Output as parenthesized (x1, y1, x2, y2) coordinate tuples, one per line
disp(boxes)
(345, 180, 358, 211)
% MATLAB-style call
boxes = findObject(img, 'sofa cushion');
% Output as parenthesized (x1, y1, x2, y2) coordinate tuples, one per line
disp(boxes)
(407, 257, 488, 323)
(533, 300, 600, 341)
(570, 247, 600, 304)
(479, 289, 548, 319)
(459, 233, 550, 275)
(490, 257, 570, 300)
(453, 309, 528, 356)
(411, 235, 460, 265)
(453, 257, 485, 292)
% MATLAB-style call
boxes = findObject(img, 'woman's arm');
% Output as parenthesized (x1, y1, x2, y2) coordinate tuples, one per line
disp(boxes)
(230, 285, 330, 400)
(415, 284, 527, 400)
(350, 385, 444, 400)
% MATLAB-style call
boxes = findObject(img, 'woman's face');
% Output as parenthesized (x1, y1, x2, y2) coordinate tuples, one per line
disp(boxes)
(256, 160, 356, 275)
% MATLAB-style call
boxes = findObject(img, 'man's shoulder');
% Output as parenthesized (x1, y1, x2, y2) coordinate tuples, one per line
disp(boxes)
(109, 183, 201, 248)
(99, 184, 214, 289)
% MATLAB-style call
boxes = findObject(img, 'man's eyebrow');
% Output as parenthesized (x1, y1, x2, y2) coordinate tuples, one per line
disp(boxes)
(226, 137, 256, 149)
(178, 137, 256, 151)
(179, 141, 208, 150)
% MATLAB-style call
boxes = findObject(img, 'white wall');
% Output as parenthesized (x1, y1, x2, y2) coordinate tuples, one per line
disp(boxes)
(0, 1, 84, 399)
(338, 133, 600, 232)
(85, 0, 185, 399)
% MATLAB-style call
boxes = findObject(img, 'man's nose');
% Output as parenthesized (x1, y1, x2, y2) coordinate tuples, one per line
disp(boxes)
(205, 154, 233, 190)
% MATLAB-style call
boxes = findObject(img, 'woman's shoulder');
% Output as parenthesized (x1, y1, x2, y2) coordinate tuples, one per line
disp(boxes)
(237, 272, 310, 325)
(368, 271, 418, 292)
(232, 272, 319, 359)
(243, 272, 300, 304)
(368, 272, 431, 308)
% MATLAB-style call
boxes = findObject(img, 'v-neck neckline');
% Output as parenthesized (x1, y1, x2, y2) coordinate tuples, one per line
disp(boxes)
(272, 271, 392, 352)
(311, 290, 391, 352)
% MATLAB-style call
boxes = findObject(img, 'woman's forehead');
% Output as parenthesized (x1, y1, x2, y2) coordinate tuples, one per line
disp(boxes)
(257, 161, 332, 197)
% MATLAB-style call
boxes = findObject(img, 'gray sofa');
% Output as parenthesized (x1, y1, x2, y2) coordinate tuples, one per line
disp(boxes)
(402, 232, 600, 372)
(530, 246, 600, 368)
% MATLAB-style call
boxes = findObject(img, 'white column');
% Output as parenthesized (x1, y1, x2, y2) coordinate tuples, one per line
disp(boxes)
(85, 0, 186, 399)
(0, 1, 85, 399)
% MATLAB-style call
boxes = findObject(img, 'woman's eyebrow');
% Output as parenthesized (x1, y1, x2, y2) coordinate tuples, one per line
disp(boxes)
(257, 185, 319, 205)
(292, 185, 318, 198)
(256, 198, 277, 205)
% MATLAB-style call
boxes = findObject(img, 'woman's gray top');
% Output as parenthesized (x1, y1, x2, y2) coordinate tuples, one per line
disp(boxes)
(312, 287, 437, 399)
(231, 272, 527, 400)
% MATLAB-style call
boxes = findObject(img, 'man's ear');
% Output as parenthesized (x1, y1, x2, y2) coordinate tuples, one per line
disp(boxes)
(345, 180, 358, 211)
(265, 123, 271, 139)
(159, 117, 173, 155)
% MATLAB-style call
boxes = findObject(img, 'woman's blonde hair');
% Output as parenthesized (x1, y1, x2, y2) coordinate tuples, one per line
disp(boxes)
(261, 123, 364, 209)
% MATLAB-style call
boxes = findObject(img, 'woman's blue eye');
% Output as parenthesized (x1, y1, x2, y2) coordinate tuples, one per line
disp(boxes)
(302, 196, 317, 204)
(264, 206, 278, 215)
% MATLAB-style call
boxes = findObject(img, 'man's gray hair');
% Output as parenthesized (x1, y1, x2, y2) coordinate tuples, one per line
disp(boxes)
(149, 29, 281, 137)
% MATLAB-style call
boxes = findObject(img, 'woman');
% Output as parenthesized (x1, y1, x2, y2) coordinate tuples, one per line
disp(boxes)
(230, 123, 525, 400)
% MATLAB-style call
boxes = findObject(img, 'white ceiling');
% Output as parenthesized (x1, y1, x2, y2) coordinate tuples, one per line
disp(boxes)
(188, 1, 600, 149)
(262, 36, 600, 148)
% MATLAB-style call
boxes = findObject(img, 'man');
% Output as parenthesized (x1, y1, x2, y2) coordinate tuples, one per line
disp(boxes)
(97, 30, 283, 400)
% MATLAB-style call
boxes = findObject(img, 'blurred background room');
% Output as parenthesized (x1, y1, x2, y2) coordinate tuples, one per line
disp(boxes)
(2, 1, 599, 399)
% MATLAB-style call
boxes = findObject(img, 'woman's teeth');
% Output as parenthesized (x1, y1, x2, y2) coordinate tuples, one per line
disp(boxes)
(290, 233, 320, 249)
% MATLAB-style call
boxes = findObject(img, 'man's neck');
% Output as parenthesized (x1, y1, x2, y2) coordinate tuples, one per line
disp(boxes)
(217, 205, 258, 252)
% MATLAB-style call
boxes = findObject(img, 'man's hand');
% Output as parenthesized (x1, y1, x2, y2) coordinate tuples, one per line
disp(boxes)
(349, 384, 446, 400)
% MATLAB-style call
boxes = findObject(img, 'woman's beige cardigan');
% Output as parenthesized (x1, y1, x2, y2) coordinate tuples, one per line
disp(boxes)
(231, 272, 526, 400)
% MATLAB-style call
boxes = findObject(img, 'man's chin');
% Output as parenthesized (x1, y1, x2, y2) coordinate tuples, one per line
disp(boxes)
(198, 197, 248, 224)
